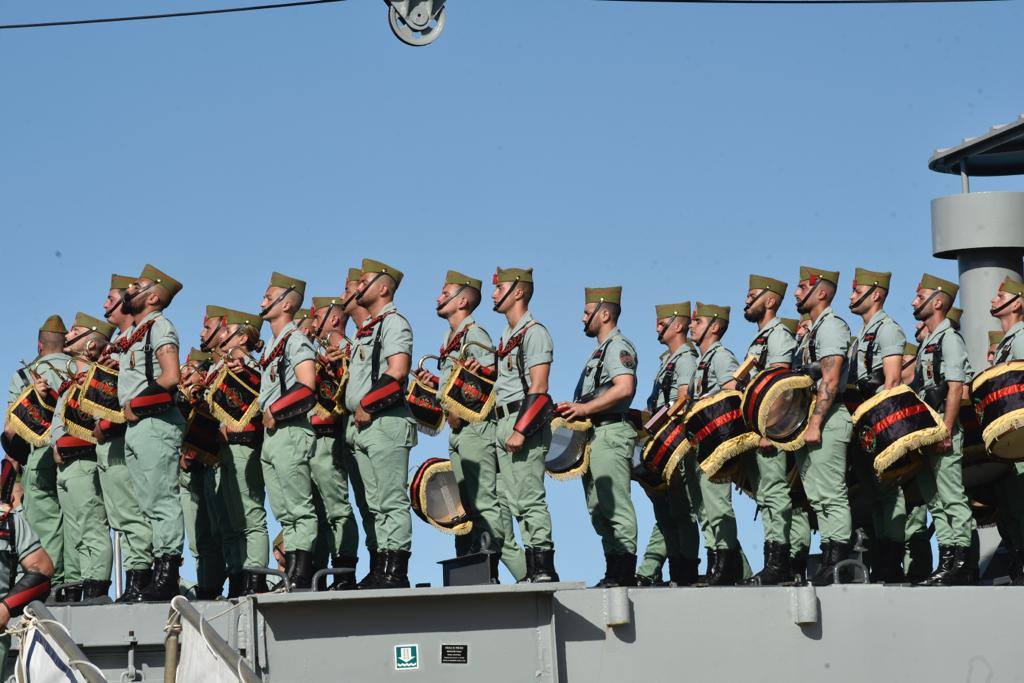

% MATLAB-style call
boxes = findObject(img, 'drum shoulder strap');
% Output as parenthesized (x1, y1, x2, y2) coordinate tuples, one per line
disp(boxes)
(144, 325, 155, 384)
(699, 347, 719, 396)
(996, 329, 1018, 363)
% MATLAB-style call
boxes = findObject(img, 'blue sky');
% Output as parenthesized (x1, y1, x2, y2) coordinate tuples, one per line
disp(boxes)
(2, 0, 1021, 585)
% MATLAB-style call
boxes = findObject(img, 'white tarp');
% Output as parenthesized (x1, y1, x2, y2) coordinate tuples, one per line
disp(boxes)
(176, 616, 240, 683)
(15, 621, 89, 683)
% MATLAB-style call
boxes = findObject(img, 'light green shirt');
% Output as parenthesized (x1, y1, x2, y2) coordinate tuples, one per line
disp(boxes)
(117, 311, 179, 405)
(437, 316, 494, 395)
(994, 321, 1024, 364)
(851, 310, 906, 383)
(494, 311, 554, 405)
(7, 352, 71, 408)
(915, 318, 968, 391)
(745, 317, 797, 370)
(690, 341, 739, 399)
(646, 343, 697, 412)
(344, 302, 413, 413)
(574, 327, 637, 412)
(794, 306, 851, 388)
(259, 321, 316, 411)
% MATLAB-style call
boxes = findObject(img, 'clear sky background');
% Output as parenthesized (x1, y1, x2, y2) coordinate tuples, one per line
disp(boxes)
(1, 0, 1022, 586)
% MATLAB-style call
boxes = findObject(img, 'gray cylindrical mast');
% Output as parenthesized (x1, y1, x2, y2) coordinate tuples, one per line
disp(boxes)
(929, 118, 1024, 372)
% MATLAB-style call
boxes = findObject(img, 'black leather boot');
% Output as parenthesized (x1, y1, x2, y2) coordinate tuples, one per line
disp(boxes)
(288, 550, 314, 590)
(243, 571, 269, 595)
(701, 549, 717, 584)
(594, 554, 637, 588)
(488, 551, 501, 584)
(635, 574, 656, 587)
(529, 548, 560, 583)
(1013, 550, 1024, 586)
(905, 533, 933, 583)
(958, 544, 979, 586)
(870, 540, 905, 584)
(744, 542, 791, 586)
(226, 572, 244, 599)
(377, 550, 411, 589)
(916, 545, 954, 586)
(706, 548, 742, 586)
(116, 569, 151, 604)
(519, 547, 536, 583)
(330, 555, 358, 591)
(790, 549, 808, 584)
(358, 550, 385, 589)
(78, 580, 112, 605)
(62, 584, 83, 603)
(141, 555, 182, 602)
(669, 556, 699, 586)
(812, 541, 850, 586)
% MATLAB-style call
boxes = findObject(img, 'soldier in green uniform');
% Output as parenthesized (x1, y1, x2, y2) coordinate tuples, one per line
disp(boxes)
(897, 341, 933, 582)
(415, 270, 527, 581)
(256, 272, 319, 589)
(98, 275, 154, 603)
(117, 264, 187, 601)
(345, 259, 416, 589)
(989, 277, 1024, 584)
(51, 313, 117, 603)
(635, 302, 701, 587)
(737, 276, 808, 586)
(294, 309, 314, 337)
(466, 267, 558, 582)
(686, 303, 750, 585)
(0, 467, 55, 677)
(847, 268, 909, 582)
(556, 287, 639, 587)
(5, 316, 72, 599)
(306, 295, 360, 589)
(911, 273, 976, 585)
(792, 266, 854, 585)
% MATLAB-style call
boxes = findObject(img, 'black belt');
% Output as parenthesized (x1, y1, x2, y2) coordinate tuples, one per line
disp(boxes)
(61, 452, 98, 464)
(590, 412, 629, 428)
(495, 400, 522, 420)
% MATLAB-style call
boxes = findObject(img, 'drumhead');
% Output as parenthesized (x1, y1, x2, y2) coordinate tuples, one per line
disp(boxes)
(991, 428, 1024, 461)
(545, 427, 589, 480)
(423, 468, 466, 526)
(763, 386, 813, 442)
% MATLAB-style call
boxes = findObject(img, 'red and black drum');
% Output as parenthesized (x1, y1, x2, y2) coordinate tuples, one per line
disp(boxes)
(181, 406, 223, 468)
(970, 360, 1024, 461)
(406, 377, 446, 436)
(207, 366, 260, 432)
(685, 390, 758, 482)
(409, 457, 472, 535)
(741, 368, 816, 451)
(850, 385, 945, 484)
(79, 363, 124, 424)
(440, 363, 496, 424)
(639, 416, 691, 487)
(6, 386, 56, 447)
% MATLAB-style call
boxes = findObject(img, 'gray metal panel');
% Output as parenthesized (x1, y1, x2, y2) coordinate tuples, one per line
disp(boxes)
(931, 192, 1024, 257)
(929, 116, 1024, 176)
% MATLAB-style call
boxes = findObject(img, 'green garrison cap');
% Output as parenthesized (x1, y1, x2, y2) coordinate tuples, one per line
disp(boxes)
(694, 302, 730, 322)
(799, 266, 839, 286)
(585, 286, 622, 305)
(853, 268, 892, 290)
(494, 267, 533, 284)
(779, 317, 799, 335)
(749, 275, 787, 298)
(989, 330, 1005, 347)
(445, 270, 482, 291)
(1000, 276, 1024, 298)
(187, 348, 212, 364)
(362, 259, 404, 287)
(225, 309, 262, 327)
(903, 343, 918, 356)
(110, 274, 134, 291)
(205, 305, 230, 321)
(346, 267, 363, 283)
(310, 296, 343, 315)
(918, 273, 959, 299)
(140, 264, 183, 300)
(294, 308, 310, 322)
(655, 302, 691, 320)
(269, 272, 306, 298)
(40, 315, 67, 334)
(73, 313, 115, 340)
(947, 307, 963, 329)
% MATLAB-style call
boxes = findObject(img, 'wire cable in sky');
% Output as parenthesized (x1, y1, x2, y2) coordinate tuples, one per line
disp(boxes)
(0, 0, 346, 30)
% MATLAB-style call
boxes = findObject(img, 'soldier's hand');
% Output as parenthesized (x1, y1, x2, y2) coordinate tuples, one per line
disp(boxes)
(179, 453, 189, 471)
(262, 411, 276, 431)
(32, 376, 49, 396)
(123, 404, 137, 423)
(414, 369, 435, 386)
(53, 447, 64, 465)
(227, 358, 245, 372)
(506, 430, 526, 453)
(92, 424, 106, 444)
(463, 359, 482, 374)
(0, 602, 10, 630)
(758, 437, 773, 452)
(802, 423, 821, 446)
(324, 348, 347, 364)
(557, 402, 588, 422)
(447, 413, 462, 430)
(354, 406, 372, 428)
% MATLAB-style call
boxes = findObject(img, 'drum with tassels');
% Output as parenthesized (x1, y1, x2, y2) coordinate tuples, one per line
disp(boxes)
(741, 368, 816, 451)
(181, 405, 223, 467)
(313, 356, 348, 421)
(970, 360, 1024, 461)
(639, 416, 691, 487)
(850, 385, 946, 484)
(545, 417, 591, 480)
(206, 366, 261, 432)
(60, 385, 98, 445)
(406, 377, 445, 436)
(79, 363, 124, 424)
(684, 390, 759, 482)
(440, 362, 496, 424)
(6, 386, 56, 447)
(409, 458, 472, 535)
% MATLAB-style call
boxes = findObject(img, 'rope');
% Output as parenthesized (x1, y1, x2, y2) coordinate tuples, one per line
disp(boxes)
(0, 0, 346, 31)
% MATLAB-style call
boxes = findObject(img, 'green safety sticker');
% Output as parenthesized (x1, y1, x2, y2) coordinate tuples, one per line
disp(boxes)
(395, 644, 419, 671)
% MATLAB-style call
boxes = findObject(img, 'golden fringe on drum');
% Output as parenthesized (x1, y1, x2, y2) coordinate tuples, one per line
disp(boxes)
(970, 360, 1024, 461)
(850, 384, 947, 479)
(409, 458, 473, 536)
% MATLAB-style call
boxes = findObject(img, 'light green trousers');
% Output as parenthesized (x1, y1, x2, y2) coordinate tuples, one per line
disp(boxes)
(124, 412, 185, 556)
(344, 418, 378, 552)
(740, 448, 796, 545)
(261, 420, 317, 552)
(23, 446, 64, 584)
(581, 423, 638, 555)
(915, 430, 973, 547)
(794, 405, 853, 543)
(180, 467, 225, 593)
(97, 436, 152, 570)
(352, 414, 415, 552)
(495, 415, 554, 549)
(311, 433, 359, 558)
(495, 472, 527, 579)
(214, 442, 269, 570)
(56, 458, 112, 582)
(637, 478, 700, 580)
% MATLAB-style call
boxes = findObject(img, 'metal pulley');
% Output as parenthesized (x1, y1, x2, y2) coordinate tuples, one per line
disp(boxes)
(386, 0, 446, 46)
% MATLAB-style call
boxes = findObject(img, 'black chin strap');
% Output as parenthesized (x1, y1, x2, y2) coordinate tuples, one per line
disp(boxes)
(912, 290, 942, 319)
(492, 277, 521, 312)
(656, 315, 679, 344)
(62, 330, 93, 354)
(312, 303, 336, 341)
(104, 291, 127, 320)
(355, 273, 385, 307)
(122, 282, 156, 311)
(796, 279, 822, 312)
(436, 285, 467, 313)
(260, 285, 296, 318)
(743, 288, 771, 313)
(582, 302, 604, 334)
(848, 284, 878, 312)
(991, 293, 1021, 316)
(694, 319, 714, 348)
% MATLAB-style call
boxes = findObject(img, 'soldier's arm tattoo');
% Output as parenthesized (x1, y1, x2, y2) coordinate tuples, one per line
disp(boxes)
(155, 344, 181, 389)
(813, 355, 841, 418)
